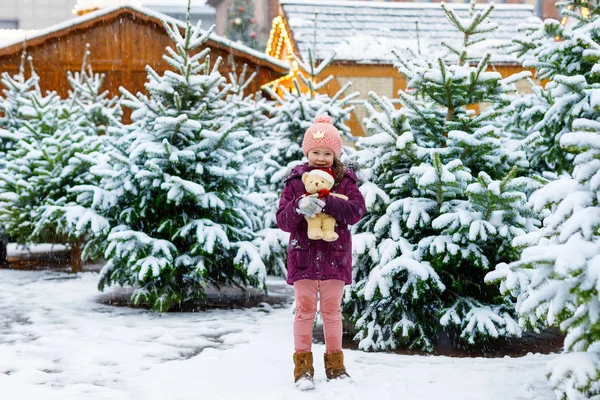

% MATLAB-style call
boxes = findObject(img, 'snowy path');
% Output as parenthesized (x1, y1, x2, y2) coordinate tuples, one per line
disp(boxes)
(0, 270, 557, 400)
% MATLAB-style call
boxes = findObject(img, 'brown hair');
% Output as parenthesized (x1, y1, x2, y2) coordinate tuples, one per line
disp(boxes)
(332, 158, 344, 188)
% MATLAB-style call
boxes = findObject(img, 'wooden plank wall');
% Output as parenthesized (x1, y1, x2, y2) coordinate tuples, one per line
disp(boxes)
(320, 63, 538, 136)
(0, 14, 277, 103)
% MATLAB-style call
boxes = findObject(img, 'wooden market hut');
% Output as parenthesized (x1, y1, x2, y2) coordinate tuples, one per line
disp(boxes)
(0, 4, 289, 102)
(266, 0, 538, 136)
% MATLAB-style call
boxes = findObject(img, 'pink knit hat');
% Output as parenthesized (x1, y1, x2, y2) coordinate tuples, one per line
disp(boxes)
(302, 114, 343, 158)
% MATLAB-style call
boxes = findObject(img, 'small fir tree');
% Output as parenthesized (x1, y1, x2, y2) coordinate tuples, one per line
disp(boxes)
(32, 46, 120, 270)
(487, 1, 600, 398)
(502, 1, 600, 175)
(0, 50, 40, 267)
(345, 1, 538, 352)
(224, 58, 269, 141)
(496, 80, 554, 175)
(66, 43, 122, 135)
(0, 49, 111, 272)
(224, 0, 260, 50)
(0, 51, 38, 157)
(0, 88, 65, 244)
(73, 10, 266, 311)
(488, 119, 600, 399)
(221, 60, 286, 274)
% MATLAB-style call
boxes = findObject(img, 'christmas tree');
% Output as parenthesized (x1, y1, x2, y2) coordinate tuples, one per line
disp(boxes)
(496, 79, 555, 175)
(486, 1, 600, 397)
(345, 0, 538, 351)
(220, 60, 284, 273)
(34, 46, 120, 270)
(0, 87, 65, 246)
(0, 50, 39, 267)
(224, 0, 260, 50)
(66, 43, 122, 135)
(74, 8, 266, 311)
(0, 51, 38, 158)
(501, 0, 600, 176)
(0, 48, 112, 272)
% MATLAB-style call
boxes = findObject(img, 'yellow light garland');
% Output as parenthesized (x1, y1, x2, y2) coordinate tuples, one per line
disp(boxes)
(560, 3, 590, 27)
(581, 7, 590, 19)
(262, 15, 300, 92)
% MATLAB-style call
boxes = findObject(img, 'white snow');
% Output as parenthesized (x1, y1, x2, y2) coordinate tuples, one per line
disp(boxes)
(74, 0, 141, 13)
(6, 243, 68, 256)
(0, 269, 558, 400)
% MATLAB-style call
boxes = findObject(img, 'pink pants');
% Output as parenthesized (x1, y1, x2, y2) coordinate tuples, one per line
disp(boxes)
(293, 279, 345, 354)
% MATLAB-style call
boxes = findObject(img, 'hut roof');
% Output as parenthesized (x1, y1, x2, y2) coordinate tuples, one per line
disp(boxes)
(0, 4, 289, 74)
(279, 0, 538, 65)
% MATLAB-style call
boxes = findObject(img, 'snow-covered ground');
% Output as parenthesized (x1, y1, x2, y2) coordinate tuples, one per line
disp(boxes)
(0, 269, 557, 400)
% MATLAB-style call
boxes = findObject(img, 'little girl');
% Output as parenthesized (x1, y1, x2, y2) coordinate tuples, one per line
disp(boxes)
(276, 114, 366, 390)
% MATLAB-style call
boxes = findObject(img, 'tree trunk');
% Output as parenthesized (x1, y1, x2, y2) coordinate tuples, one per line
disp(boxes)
(70, 241, 83, 273)
(0, 233, 8, 268)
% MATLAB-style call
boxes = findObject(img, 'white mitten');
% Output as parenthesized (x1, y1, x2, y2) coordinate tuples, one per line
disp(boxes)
(297, 195, 325, 217)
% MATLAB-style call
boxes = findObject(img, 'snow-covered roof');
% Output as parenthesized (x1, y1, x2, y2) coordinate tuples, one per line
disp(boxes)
(0, 4, 288, 72)
(74, 0, 142, 14)
(0, 30, 35, 47)
(280, 0, 539, 65)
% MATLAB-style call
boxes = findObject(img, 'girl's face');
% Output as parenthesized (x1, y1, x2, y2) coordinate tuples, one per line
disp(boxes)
(307, 148, 334, 167)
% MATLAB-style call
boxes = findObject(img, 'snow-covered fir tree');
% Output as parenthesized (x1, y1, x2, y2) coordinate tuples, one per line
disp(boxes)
(501, 1, 600, 176)
(221, 60, 284, 273)
(487, 120, 600, 399)
(486, 1, 600, 398)
(0, 87, 65, 245)
(66, 43, 122, 135)
(31, 46, 120, 270)
(0, 51, 38, 158)
(224, 0, 260, 50)
(496, 79, 554, 175)
(72, 12, 266, 311)
(253, 50, 358, 276)
(345, 1, 539, 352)
(0, 50, 39, 268)
(224, 59, 269, 141)
(0, 49, 111, 272)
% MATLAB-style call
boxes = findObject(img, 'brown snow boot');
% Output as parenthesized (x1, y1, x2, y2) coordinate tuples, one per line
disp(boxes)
(293, 352, 315, 390)
(324, 351, 350, 380)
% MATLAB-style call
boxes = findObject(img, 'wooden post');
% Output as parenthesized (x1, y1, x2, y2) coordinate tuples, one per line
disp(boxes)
(71, 241, 83, 273)
(0, 233, 8, 268)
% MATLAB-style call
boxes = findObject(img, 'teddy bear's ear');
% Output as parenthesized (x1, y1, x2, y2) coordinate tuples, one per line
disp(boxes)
(302, 173, 309, 184)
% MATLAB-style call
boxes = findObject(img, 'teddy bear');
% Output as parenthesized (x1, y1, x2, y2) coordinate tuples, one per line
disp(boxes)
(301, 169, 348, 242)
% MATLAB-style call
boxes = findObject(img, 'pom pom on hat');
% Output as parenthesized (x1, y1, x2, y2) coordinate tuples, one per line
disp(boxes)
(313, 115, 333, 124)
(302, 114, 343, 158)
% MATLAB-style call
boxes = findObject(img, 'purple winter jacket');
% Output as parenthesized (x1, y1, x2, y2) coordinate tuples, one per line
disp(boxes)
(276, 163, 366, 285)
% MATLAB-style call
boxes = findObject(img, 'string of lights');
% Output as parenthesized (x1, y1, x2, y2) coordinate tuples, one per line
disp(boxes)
(263, 16, 298, 90)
